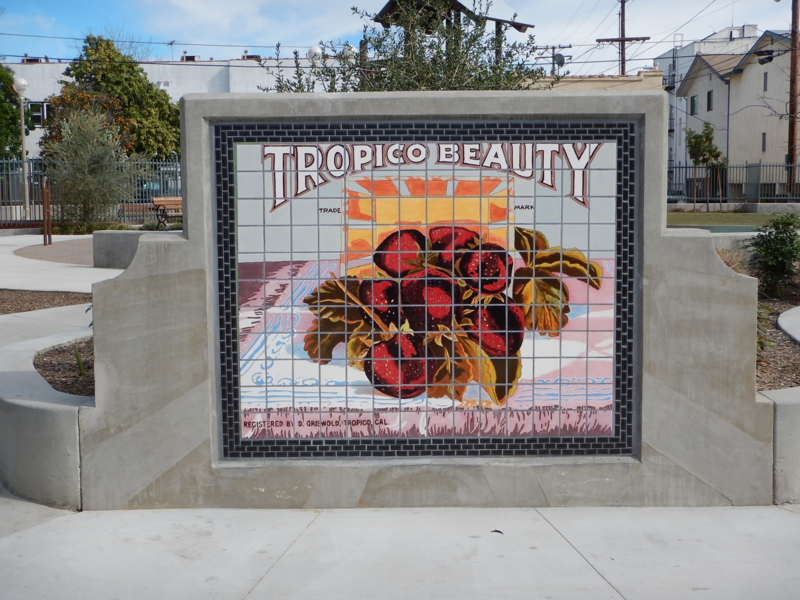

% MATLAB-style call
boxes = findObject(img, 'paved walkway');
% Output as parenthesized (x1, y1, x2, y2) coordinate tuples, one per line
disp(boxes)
(0, 499, 798, 600)
(0, 235, 121, 293)
(2, 235, 800, 599)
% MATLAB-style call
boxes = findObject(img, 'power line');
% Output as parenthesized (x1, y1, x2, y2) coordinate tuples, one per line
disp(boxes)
(0, 32, 313, 50)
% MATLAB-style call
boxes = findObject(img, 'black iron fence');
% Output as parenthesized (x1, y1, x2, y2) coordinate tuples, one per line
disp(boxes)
(668, 163, 800, 204)
(0, 158, 181, 229)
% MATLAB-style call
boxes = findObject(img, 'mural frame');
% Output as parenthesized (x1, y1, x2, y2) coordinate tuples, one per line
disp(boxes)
(215, 118, 639, 459)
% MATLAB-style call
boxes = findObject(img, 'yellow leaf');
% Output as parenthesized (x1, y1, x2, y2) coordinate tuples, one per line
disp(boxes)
(458, 336, 521, 406)
(533, 274, 570, 337)
(346, 321, 372, 369)
(427, 336, 473, 401)
(535, 249, 603, 290)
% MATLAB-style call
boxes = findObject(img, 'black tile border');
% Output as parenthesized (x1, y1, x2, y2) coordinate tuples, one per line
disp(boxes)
(215, 118, 637, 458)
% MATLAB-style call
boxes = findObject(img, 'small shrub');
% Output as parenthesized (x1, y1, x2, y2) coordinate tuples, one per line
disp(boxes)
(745, 213, 800, 296)
(716, 248, 751, 276)
(140, 220, 159, 231)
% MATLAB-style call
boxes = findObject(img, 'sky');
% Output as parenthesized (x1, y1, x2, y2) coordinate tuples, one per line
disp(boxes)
(1, 0, 792, 77)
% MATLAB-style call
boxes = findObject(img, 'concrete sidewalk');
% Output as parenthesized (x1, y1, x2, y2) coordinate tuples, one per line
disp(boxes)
(0, 234, 122, 292)
(0, 496, 799, 600)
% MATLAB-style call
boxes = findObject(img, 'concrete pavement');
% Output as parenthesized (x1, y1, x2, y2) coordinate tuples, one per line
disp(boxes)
(0, 234, 122, 292)
(1, 501, 799, 599)
(2, 235, 800, 599)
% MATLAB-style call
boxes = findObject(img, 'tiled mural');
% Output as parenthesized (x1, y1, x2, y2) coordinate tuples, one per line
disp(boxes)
(216, 121, 636, 458)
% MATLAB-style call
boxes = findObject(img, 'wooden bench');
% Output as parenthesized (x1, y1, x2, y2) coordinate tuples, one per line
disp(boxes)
(117, 197, 183, 229)
(150, 197, 183, 229)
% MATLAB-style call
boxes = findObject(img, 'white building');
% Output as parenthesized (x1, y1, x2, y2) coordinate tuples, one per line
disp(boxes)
(654, 25, 760, 187)
(5, 53, 291, 157)
(676, 31, 791, 166)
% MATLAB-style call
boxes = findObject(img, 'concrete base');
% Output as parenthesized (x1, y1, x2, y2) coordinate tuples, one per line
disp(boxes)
(0, 330, 93, 509)
(762, 387, 800, 504)
(668, 202, 800, 214)
(93, 230, 181, 269)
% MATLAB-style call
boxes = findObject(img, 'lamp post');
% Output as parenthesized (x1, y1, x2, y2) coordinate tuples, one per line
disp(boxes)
(12, 77, 29, 220)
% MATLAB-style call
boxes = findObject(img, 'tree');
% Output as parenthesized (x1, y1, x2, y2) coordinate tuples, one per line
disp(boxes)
(42, 36, 180, 157)
(261, 1, 548, 93)
(0, 64, 34, 160)
(685, 123, 726, 211)
(42, 108, 144, 232)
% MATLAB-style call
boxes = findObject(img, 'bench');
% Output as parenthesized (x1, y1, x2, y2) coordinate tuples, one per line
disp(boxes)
(117, 197, 183, 229)
(149, 197, 183, 229)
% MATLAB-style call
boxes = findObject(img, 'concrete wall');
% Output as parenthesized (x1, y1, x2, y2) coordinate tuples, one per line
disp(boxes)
(93, 230, 182, 270)
(83, 90, 771, 509)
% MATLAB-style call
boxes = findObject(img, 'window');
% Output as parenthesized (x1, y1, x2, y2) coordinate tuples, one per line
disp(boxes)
(29, 102, 48, 128)
(764, 71, 769, 92)
(706, 90, 713, 112)
(762, 132, 767, 152)
(690, 95, 698, 115)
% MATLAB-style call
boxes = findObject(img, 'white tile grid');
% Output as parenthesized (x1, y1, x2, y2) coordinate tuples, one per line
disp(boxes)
(242, 141, 617, 439)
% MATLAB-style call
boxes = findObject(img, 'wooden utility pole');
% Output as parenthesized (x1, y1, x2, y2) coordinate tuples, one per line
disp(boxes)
(789, 0, 799, 193)
(597, 0, 649, 76)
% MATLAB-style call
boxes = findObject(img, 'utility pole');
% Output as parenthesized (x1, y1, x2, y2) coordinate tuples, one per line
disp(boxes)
(789, 0, 798, 193)
(597, 0, 650, 76)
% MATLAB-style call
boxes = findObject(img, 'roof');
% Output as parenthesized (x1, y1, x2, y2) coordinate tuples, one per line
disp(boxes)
(730, 30, 790, 74)
(675, 54, 742, 96)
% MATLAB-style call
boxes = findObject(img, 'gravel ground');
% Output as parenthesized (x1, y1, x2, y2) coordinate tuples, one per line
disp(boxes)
(13, 238, 94, 265)
(33, 338, 94, 397)
(0, 289, 92, 316)
(757, 283, 800, 391)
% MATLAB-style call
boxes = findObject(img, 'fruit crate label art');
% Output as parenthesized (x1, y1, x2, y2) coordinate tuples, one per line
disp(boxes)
(233, 138, 619, 444)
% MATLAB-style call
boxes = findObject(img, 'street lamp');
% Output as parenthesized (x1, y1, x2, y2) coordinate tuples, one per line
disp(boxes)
(12, 77, 29, 220)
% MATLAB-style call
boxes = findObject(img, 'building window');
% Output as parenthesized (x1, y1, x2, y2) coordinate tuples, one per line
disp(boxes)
(706, 90, 713, 111)
(764, 71, 769, 92)
(762, 132, 767, 152)
(29, 102, 49, 128)
(690, 95, 698, 115)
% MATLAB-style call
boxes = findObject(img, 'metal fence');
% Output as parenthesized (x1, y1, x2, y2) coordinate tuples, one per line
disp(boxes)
(669, 163, 800, 204)
(0, 158, 181, 229)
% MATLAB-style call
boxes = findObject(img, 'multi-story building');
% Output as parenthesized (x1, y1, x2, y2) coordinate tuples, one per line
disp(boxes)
(654, 25, 759, 186)
(5, 53, 285, 157)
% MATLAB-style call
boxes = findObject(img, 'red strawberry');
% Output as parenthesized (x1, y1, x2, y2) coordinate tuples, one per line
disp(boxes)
(400, 268, 463, 332)
(428, 226, 479, 269)
(373, 229, 427, 277)
(458, 242, 514, 294)
(364, 333, 431, 398)
(359, 279, 403, 329)
(464, 296, 525, 357)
